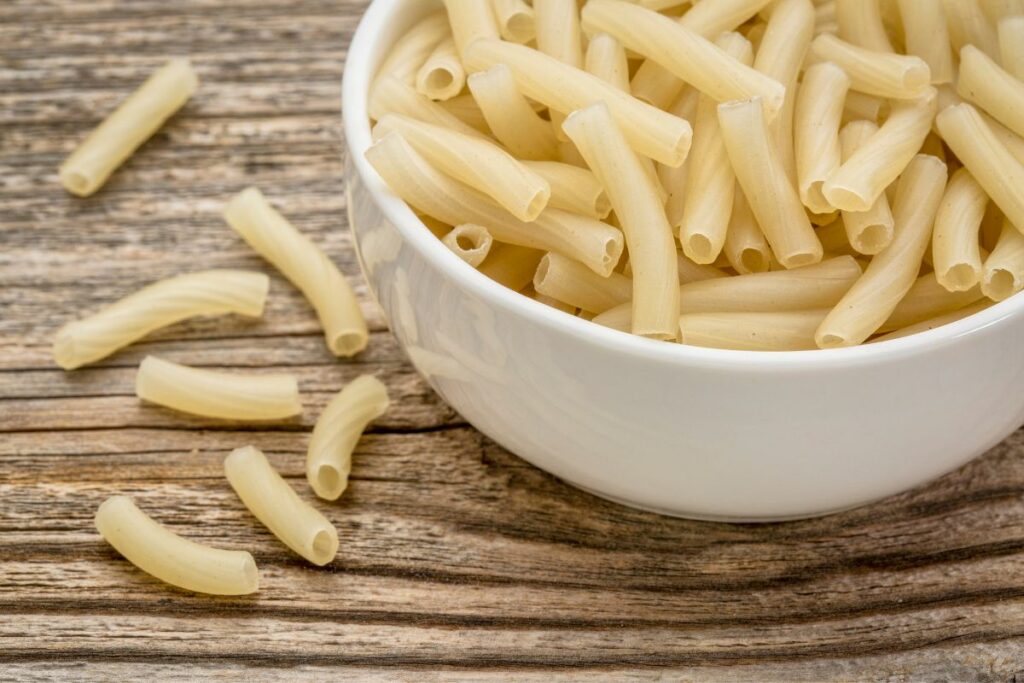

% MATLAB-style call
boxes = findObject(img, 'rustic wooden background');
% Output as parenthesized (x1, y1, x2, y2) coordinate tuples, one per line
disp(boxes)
(3, 1, 1024, 680)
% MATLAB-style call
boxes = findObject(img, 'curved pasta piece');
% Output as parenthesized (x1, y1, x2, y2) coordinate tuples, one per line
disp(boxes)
(467, 64, 558, 160)
(223, 187, 368, 357)
(932, 168, 987, 292)
(897, 0, 955, 84)
(522, 161, 611, 220)
(810, 34, 931, 99)
(95, 495, 259, 595)
(307, 375, 390, 501)
(493, 0, 536, 43)
(374, 11, 450, 86)
(836, 120, 895, 255)
(224, 446, 339, 566)
(794, 62, 850, 214)
(679, 310, 829, 351)
(442, 224, 493, 267)
(415, 35, 465, 101)
(534, 252, 632, 314)
(135, 356, 301, 421)
(53, 269, 269, 371)
(982, 220, 1024, 301)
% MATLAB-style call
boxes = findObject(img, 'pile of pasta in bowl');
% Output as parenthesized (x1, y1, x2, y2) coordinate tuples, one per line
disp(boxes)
(366, 0, 1024, 351)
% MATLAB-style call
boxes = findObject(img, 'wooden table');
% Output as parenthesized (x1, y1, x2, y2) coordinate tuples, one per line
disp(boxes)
(3, 1, 1024, 680)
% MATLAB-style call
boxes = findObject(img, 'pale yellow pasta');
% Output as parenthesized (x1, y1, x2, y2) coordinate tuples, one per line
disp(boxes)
(957, 45, 1024, 141)
(466, 65, 558, 160)
(881, 272, 985, 331)
(936, 103, 1024, 238)
(59, 59, 198, 197)
(366, 132, 624, 275)
(659, 89, 701, 228)
(135, 356, 301, 421)
(585, 33, 630, 93)
(815, 0, 837, 26)
(438, 94, 491, 135)
(629, 0, 773, 108)
(724, 193, 773, 274)
(95, 495, 259, 595)
(679, 33, 753, 264)
(794, 62, 850, 214)
(999, 16, 1024, 80)
(53, 270, 268, 371)
(823, 90, 936, 212)
(896, 0, 955, 84)
(836, 0, 893, 51)
(535, 292, 577, 314)
(837, 120, 895, 255)
(372, 114, 550, 222)
(492, 0, 536, 43)
(816, 155, 947, 347)
(631, 0, 691, 10)
(982, 0, 1024, 22)
(943, 0, 1000, 60)
(562, 103, 680, 339)
(982, 220, 1024, 300)
(679, 310, 829, 351)
(842, 91, 889, 124)
(223, 187, 368, 357)
(523, 161, 611, 219)
(224, 446, 338, 566)
(443, 0, 500, 59)
(718, 97, 824, 269)
(809, 33, 930, 98)
(590, 305, 633, 333)
(307, 375, 390, 501)
(464, 39, 693, 166)
(534, 252, 633, 313)
(369, 76, 488, 140)
(415, 35, 465, 101)
(581, 0, 787, 121)
(442, 224, 494, 267)
(621, 251, 728, 284)
(874, 300, 992, 341)
(932, 168, 987, 292)
(478, 244, 544, 290)
(534, 0, 583, 138)
(374, 11, 450, 86)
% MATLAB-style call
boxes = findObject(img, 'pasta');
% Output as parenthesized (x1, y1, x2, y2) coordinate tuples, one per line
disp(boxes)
(895, 0, 954, 84)
(53, 270, 268, 370)
(881, 273, 985, 331)
(372, 113, 551, 222)
(874, 300, 992, 341)
(442, 223, 494, 267)
(59, 58, 198, 197)
(999, 16, 1024, 80)
(563, 103, 680, 339)
(534, 0, 584, 137)
(621, 250, 728, 284)
(660, 88, 702, 228)
(932, 168, 987, 292)
(581, 0, 787, 121)
(585, 33, 630, 93)
(957, 45, 1024, 141)
(942, 0, 1000, 60)
(837, 120, 895, 255)
(809, 33, 930, 99)
(224, 446, 339, 566)
(366, 132, 623, 276)
(478, 244, 544, 290)
(835, 0, 893, 51)
(415, 35, 465, 101)
(534, 252, 633, 313)
(822, 89, 936, 212)
(443, 0, 499, 59)
(679, 310, 829, 351)
(463, 38, 694, 166)
(717, 97, 823, 269)
(369, 76, 488, 140)
(794, 61, 850, 214)
(723, 193, 774, 274)
(522, 161, 612, 219)
(982, 0, 1024, 22)
(438, 94, 491, 135)
(982, 220, 1024, 301)
(816, 154, 947, 348)
(135, 356, 301, 421)
(492, 0, 536, 43)
(842, 92, 889, 124)
(466, 65, 558, 160)
(95, 495, 259, 595)
(223, 187, 368, 357)
(307, 375, 390, 501)
(374, 11, 450, 86)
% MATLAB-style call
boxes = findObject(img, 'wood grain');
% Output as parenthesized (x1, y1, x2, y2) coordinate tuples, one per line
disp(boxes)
(2, 1, 1024, 680)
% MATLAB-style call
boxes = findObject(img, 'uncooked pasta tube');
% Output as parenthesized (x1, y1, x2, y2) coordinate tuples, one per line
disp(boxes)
(794, 62, 850, 214)
(896, 0, 954, 84)
(679, 33, 753, 265)
(999, 16, 1024, 80)
(374, 11, 449, 86)
(932, 168, 987, 292)
(53, 270, 268, 370)
(837, 120, 895, 255)
(135, 356, 301, 421)
(492, 0, 535, 43)
(957, 45, 1024, 140)
(438, 94, 491, 135)
(581, 0, 787, 121)
(724, 193, 773, 274)
(478, 244, 543, 290)
(463, 39, 693, 166)
(467, 65, 558, 160)
(718, 97, 823, 269)
(809, 34, 930, 98)
(624, 251, 728, 284)
(585, 33, 630, 92)
(874, 300, 992, 341)
(307, 375, 390, 501)
(533, 252, 633, 314)
(366, 133, 623, 276)
(563, 103, 680, 339)
(660, 88, 701, 228)
(415, 35, 465, 101)
(823, 90, 936, 212)
(982, 220, 1024, 301)
(835, 0, 893, 51)
(224, 446, 339, 566)
(223, 187, 368, 357)
(442, 224, 493, 267)
(943, 0, 1000, 60)
(534, 0, 583, 137)
(443, 0, 499, 59)
(842, 92, 889, 124)
(881, 273, 986, 331)
(936, 104, 1024, 239)
(816, 155, 948, 348)
(95, 495, 259, 595)
(59, 59, 198, 197)
(679, 310, 829, 351)
(522, 161, 611, 219)
(372, 114, 551, 222)
(369, 76, 488, 140)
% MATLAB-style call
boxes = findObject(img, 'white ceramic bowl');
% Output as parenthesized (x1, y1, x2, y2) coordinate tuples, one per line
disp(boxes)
(342, 0, 1024, 521)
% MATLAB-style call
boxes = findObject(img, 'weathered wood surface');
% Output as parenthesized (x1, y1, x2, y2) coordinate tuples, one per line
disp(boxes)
(2, 1, 1024, 680)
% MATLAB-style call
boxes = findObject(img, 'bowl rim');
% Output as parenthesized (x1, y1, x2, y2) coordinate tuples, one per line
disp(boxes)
(341, 0, 1024, 371)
